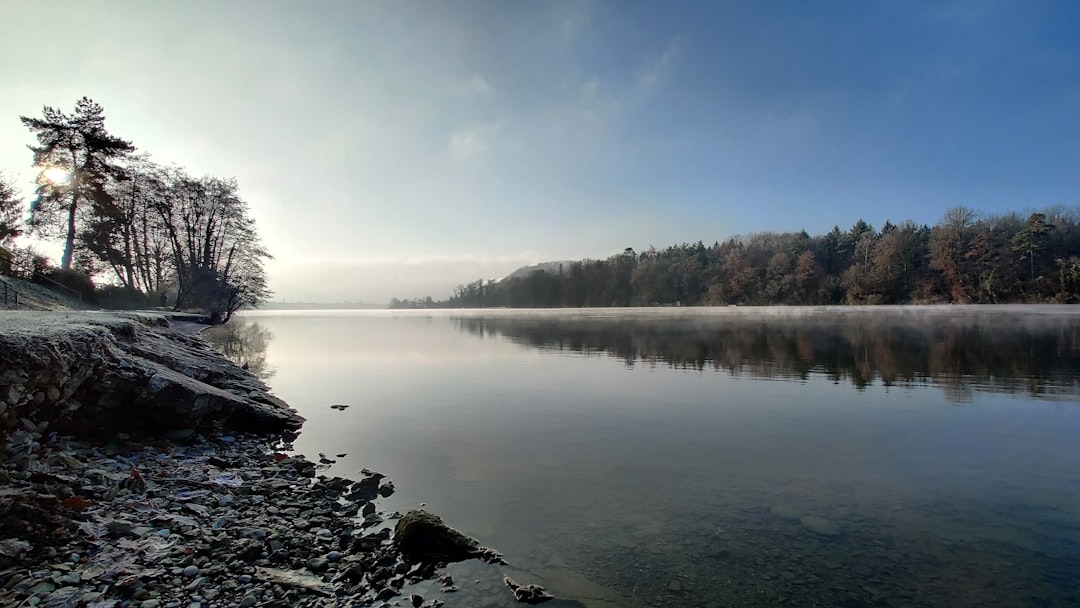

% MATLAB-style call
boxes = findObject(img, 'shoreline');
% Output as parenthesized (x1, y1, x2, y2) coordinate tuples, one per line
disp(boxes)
(0, 311, 493, 607)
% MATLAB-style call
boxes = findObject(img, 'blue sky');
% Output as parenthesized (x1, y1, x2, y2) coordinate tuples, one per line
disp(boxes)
(1, 1, 1078, 302)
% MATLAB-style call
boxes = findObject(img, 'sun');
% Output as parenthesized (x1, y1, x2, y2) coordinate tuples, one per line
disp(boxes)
(43, 167, 70, 184)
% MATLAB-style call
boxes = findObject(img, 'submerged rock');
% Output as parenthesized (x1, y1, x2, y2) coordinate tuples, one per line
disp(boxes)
(800, 515, 841, 537)
(393, 510, 504, 564)
(504, 575, 555, 604)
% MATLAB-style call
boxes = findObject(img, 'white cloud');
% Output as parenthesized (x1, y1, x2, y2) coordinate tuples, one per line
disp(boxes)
(452, 74, 494, 97)
(637, 36, 684, 89)
(266, 250, 555, 302)
(448, 126, 493, 161)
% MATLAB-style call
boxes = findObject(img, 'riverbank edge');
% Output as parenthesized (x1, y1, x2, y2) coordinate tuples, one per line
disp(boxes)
(0, 311, 460, 607)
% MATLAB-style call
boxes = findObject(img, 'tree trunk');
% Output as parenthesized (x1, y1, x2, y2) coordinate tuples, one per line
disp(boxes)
(61, 189, 79, 271)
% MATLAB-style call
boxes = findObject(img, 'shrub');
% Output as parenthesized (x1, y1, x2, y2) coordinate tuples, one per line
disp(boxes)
(95, 285, 150, 310)
(41, 268, 96, 302)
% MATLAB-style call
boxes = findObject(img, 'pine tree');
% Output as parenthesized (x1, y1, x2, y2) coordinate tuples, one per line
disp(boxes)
(21, 97, 135, 270)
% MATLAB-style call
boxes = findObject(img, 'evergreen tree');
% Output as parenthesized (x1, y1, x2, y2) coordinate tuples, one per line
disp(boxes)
(21, 97, 134, 270)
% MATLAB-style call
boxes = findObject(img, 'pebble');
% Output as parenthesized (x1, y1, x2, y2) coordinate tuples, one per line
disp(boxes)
(0, 430, 461, 608)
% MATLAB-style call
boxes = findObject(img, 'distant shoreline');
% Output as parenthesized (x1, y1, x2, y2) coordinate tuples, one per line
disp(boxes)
(245, 304, 1080, 317)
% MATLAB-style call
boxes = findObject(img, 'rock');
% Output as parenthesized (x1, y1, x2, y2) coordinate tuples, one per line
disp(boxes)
(801, 515, 841, 537)
(0, 312, 303, 438)
(182, 565, 199, 577)
(306, 556, 329, 571)
(394, 510, 504, 564)
(503, 576, 554, 604)
(668, 580, 683, 592)
(28, 580, 56, 595)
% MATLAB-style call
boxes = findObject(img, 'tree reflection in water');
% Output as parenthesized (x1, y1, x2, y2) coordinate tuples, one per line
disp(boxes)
(203, 318, 276, 381)
(454, 313, 1080, 403)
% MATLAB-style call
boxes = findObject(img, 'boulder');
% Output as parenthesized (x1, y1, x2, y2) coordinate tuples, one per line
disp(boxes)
(0, 312, 302, 439)
(393, 510, 503, 564)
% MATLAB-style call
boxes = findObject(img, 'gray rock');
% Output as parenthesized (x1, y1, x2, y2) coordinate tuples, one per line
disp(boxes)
(503, 576, 554, 604)
(801, 515, 841, 537)
(393, 510, 503, 564)
(307, 556, 329, 571)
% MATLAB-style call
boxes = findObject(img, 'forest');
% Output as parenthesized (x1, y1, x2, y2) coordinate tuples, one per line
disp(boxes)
(0, 98, 270, 320)
(392, 207, 1080, 308)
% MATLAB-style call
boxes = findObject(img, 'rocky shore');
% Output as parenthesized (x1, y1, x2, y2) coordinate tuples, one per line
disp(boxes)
(0, 312, 513, 607)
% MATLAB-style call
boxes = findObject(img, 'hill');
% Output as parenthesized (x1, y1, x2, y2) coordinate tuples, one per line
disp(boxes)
(0, 274, 84, 311)
(499, 261, 575, 283)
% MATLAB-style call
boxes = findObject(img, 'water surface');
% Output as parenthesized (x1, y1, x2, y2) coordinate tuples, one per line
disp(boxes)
(212, 307, 1080, 607)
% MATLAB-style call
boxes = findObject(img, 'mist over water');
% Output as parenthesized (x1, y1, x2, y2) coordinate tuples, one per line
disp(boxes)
(218, 307, 1080, 607)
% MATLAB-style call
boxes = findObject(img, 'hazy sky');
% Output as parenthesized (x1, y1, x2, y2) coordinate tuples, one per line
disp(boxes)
(2, 1, 1078, 302)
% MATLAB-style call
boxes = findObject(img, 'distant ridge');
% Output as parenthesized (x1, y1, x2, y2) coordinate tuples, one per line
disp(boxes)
(500, 261, 575, 283)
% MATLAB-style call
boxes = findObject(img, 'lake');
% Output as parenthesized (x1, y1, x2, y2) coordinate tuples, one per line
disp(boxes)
(208, 306, 1080, 607)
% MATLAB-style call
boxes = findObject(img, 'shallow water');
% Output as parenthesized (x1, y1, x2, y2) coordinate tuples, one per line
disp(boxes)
(212, 307, 1080, 607)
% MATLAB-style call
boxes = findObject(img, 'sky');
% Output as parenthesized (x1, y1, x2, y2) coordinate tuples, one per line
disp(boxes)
(1, 1, 1078, 303)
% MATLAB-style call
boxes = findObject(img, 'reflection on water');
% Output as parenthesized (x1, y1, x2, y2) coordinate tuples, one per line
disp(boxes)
(229, 308, 1080, 608)
(202, 318, 276, 381)
(455, 312, 1080, 403)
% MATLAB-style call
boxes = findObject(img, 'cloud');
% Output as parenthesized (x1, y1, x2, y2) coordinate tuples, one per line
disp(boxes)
(637, 36, 684, 89)
(453, 73, 494, 97)
(290, 251, 548, 268)
(448, 125, 493, 161)
(267, 250, 557, 302)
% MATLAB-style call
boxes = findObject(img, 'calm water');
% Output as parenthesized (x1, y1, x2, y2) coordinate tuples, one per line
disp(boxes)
(209, 307, 1080, 608)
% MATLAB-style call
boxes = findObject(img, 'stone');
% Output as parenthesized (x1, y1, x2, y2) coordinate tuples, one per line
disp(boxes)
(503, 576, 554, 604)
(393, 510, 503, 564)
(800, 515, 841, 537)
(306, 556, 329, 571)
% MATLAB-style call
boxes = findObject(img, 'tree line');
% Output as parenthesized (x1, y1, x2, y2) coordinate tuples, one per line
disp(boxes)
(0, 97, 269, 320)
(393, 206, 1080, 308)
